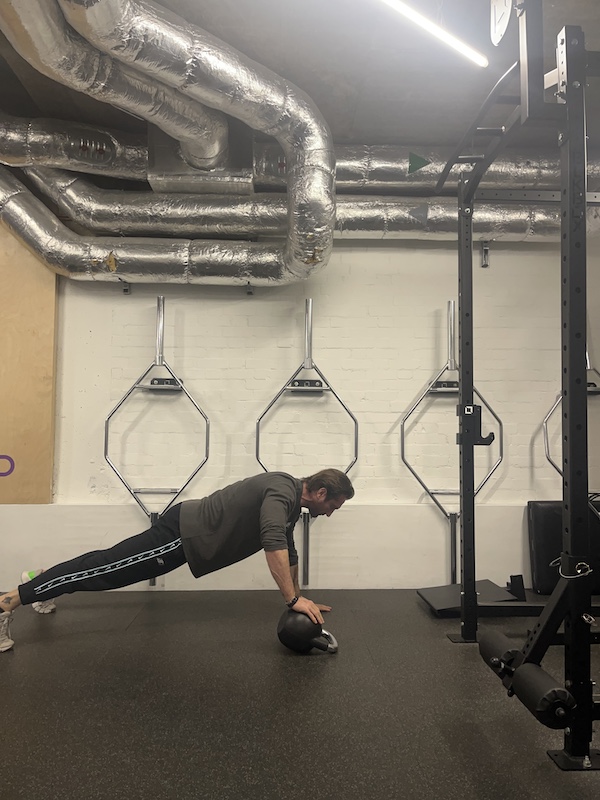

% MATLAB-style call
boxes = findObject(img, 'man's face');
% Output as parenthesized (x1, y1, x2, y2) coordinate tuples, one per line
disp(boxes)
(305, 487, 346, 518)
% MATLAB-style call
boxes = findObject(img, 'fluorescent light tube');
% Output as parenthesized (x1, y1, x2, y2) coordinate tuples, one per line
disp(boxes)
(379, 0, 489, 68)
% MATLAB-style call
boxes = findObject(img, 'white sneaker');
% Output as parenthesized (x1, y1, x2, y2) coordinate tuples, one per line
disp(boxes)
(0, 611, 14, 652)
(21, 570, 57, 614)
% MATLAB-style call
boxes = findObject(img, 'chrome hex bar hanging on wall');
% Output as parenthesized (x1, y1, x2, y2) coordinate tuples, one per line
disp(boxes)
(104, 296, 210, 520)
(542, 346, 600, 519)
(256, 298, 358, 586)
(400, 300, 503, 585)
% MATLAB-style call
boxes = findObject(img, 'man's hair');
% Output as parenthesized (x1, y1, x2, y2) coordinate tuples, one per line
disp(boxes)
(302, 468, 355, 499)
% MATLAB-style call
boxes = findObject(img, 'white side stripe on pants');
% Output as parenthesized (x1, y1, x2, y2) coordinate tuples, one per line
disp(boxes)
(32, 539, 183, 596)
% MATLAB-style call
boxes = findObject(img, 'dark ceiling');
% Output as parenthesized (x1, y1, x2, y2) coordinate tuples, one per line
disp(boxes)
(0, 0, 598, 158)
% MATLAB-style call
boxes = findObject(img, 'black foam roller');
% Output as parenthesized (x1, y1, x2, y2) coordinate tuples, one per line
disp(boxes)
(511, 662, 576, 729)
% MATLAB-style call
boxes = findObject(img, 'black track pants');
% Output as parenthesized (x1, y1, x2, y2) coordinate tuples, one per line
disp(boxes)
(18, 504, 186, 606)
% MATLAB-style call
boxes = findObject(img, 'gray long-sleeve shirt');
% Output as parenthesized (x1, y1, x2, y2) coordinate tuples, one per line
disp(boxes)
(179, 472, 301, 578)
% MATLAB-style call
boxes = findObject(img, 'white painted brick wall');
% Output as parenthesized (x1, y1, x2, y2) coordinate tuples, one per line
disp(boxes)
(2, 239, 600, 593)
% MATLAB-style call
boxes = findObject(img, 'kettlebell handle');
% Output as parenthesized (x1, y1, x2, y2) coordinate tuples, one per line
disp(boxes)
(310, 628, 338, 654)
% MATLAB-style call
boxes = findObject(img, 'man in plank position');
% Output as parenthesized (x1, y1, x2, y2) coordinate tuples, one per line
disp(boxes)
(0, 469, 354, 652)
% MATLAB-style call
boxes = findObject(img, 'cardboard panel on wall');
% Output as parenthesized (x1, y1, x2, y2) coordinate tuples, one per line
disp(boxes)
(0, 229, 57, 503)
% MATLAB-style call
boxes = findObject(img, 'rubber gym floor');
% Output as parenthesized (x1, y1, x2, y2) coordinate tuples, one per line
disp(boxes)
(2, 588, 599, 800)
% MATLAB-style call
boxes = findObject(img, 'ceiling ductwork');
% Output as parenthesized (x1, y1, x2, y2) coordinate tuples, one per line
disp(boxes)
(0, 112, 148, 179)
(3, 114, 599, 197)
(25, 166, 599, 243)
(0, 0, 229, 169)
(0, 0, 596, 285)
(254, 142, 600, 195)
(55, 0, 336, 282)
(0, 166, 299, 285)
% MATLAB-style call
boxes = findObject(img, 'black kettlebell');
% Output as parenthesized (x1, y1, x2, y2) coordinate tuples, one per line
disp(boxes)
(277, 609, 338, 654)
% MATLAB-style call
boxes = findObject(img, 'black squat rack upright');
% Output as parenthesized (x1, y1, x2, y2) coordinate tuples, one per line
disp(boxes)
(436, 0, 600, 770)
(401, 299, 504, 602)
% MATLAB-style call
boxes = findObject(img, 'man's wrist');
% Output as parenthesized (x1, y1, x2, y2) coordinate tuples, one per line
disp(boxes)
(286, 595, 300, 608)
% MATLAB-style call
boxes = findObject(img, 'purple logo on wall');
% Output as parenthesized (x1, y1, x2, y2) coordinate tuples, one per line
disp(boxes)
(0, 455, 15, 476)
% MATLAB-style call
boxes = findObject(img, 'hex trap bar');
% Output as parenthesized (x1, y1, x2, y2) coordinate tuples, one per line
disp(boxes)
(401, 300, 503, 585)
(256, 298, 358, 586)
(104, 296, 210, 520)
(542, 348, 600, 526)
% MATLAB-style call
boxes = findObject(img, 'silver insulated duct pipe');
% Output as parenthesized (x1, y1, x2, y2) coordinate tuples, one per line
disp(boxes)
(0, 166, 300, 284)
(255, 143, 600, 194)
(0, 2, 595, 286)
(5, 111, 600, 197)
(0, 0, 229, 169)
(0, 112, 148, 180)
(56, 0, 336, 281)
(25, 166, 600, 243)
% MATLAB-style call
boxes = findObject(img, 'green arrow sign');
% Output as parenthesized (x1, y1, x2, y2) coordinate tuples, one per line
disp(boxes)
(408, 152, 431, 174)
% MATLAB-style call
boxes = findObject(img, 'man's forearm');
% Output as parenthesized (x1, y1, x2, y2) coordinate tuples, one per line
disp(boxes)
(265, 551, 328, 625)
(290, 565, 301, 596)
(264, 549, 297, 602)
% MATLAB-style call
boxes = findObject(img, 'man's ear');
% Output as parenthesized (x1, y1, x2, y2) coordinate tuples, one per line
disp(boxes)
(317, 487, 327, 500)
